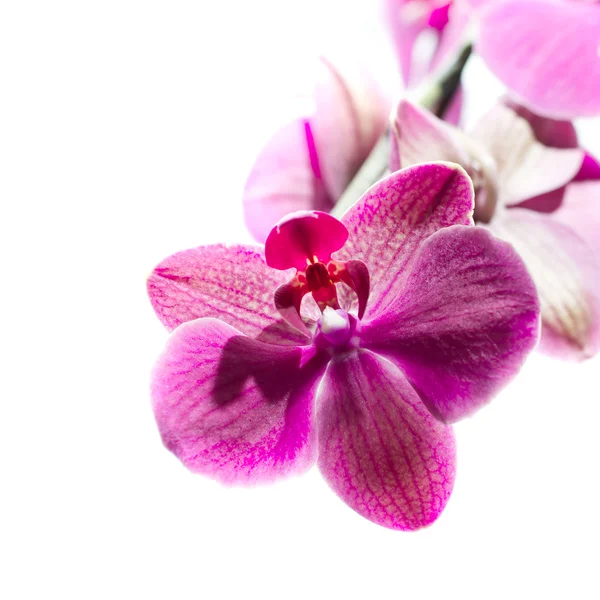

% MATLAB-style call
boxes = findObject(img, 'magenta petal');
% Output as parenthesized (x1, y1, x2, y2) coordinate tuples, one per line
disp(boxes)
(341, 260, 370, 320)
(492, 209, 600, 361)
(147, 244, 309, 345)
(152, 319, 327, 483)
(265, 211, 348, 271)
(575, 153, 600, 183)
(317, 350, 456, 530)
(478, 0, 600, 118)
(243, 119, 331, 243)
(338, 162, 474, 319)
(361, 226, 540, 423)
(273, 279, 311, 337)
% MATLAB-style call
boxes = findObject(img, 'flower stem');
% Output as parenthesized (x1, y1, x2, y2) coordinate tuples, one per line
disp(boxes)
(332, 43, 473, 218)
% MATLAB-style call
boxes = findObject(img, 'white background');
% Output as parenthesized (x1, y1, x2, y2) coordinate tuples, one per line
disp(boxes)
(2, 2, 599, 598)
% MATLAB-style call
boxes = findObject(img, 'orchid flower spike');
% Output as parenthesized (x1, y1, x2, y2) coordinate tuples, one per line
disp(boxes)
(242, 56, 392, 242)
(393, 99, 600, 360)
(148, 162, 539, 531)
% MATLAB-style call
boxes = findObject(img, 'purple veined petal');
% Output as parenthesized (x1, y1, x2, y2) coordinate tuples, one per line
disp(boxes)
(337, 162, 474, 319)
(264, 210, 348, 271)
(314, 57, 391, 202)
(317, 349, 456, 530)
(392, 99, 471, 169)
(469, 104, 584, 206)
(147, 244, 311, 345)
(243, 118, 332, 243)
(478, 0, 600, 119)
(553, 181, 600, 259)
(360, 226, 540, 423)
(504, 100, 579, 149)
(491, 208, 600, 361)
(152, 318, 328, 484)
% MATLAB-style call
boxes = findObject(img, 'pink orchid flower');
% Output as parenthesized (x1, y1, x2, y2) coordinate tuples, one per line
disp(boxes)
(478, 0, 600, 119)
(243, 57, 391, 242)
(393, 100, 600, 360)
(387, 0, 600, 119)
(385, 0, 455, 86)
(148, 162, 539, 530)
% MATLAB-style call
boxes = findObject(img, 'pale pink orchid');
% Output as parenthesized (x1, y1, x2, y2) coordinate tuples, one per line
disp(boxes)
(477, 0, 600, 119)
(387, 0, 600, 118)
(148, 162, 539, 530)
(393, 99, 600, 360)
(243, 57, 391, 242)
(384, 0, 455, 86)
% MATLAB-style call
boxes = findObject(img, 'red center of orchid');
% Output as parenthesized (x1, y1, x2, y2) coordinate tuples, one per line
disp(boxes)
(264, 211, 370, 336)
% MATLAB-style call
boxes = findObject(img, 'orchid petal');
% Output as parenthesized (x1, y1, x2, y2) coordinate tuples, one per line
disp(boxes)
(339, 259, 370, 320)
(314, 57, 391, 201)
(391, 100, 470, 170)
(243, 58, 390, 243)
(575, 153, 600, 182)
(385, 0, 433, 85)
(361, 226, 540, 423)
(505, 101, 579, 149)
(554, 181, 600, 259)
(243, 119, 331, 243)
(478, 0, 600, 118)
(147, 244, 311, 345)
(470, 105, 584, 206)
(491, 209, 600, 361)
(317, 350, 455, 530)
(429, 0, 470, 74)
(152, 319, 328, 483)
(273, 279, 311, 337)
(264, 211, 348, 271)
(338, 162, 474, 319)
(442, 83, 463, 126)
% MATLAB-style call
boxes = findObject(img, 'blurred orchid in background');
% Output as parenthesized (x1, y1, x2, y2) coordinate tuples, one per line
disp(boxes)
(392, 100, 600, 360)
(243, 57, 392, 242)
(386, 0, 600, 118)
(148, 163, 539, 530)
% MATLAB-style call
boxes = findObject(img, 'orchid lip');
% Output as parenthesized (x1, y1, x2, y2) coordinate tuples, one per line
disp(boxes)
(266, 211, 371, 334)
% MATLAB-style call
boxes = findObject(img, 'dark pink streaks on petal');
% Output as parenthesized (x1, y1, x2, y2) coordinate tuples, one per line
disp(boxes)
(314, 57, 390, 201)
(338, 162, 474, 319)
(361, 226, 540, 423)
(152, 319, 328, 484)
(317, 350, 456, 531)
(147, 244, 310, 346)
(265, 211, 349, 271)
(243, 119, 332, 243)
